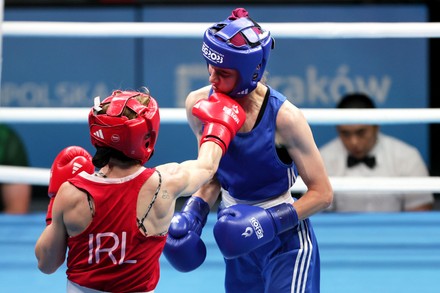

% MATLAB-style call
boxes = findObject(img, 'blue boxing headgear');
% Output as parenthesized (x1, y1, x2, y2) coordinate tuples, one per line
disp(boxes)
(202, 10, 274, 98)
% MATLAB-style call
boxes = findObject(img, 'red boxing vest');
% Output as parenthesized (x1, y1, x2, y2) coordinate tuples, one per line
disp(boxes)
(66, 168, 166, 292)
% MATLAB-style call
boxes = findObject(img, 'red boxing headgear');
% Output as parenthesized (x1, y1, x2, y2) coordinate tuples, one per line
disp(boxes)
(88, 90, 160, 165)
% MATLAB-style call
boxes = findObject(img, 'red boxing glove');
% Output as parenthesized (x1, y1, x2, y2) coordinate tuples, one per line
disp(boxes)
(46, 146, 94, 225)
(192, 93, 246, 154)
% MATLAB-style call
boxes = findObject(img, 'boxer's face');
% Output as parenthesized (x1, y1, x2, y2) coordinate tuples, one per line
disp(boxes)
(208, 64, 238, 95)
(336, 124, 379, 159)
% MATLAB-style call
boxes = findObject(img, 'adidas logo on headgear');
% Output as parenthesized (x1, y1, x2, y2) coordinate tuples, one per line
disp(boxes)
(237, 89, 248, 95)
(93, 129, 104, 139)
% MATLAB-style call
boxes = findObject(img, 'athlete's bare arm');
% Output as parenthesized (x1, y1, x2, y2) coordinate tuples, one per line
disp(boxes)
(276, 101, 333, 219)
(184, 86, 223, 207)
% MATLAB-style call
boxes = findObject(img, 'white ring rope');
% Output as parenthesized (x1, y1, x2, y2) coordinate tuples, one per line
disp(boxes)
(3, 21, 440, 38)
(1, 165, 439, 193)
(0, 166, 440, 193)
(1, 108, 440, 125)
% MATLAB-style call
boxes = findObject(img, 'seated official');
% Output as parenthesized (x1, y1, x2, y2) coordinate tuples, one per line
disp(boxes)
(319, 93, 434, 212)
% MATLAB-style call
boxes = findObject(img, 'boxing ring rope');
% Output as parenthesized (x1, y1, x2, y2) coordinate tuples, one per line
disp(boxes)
(3, 21, 440, 38)
(1, 20, 440, 193)
(1, 165, 439, 194)
(1, 108, 440, 125)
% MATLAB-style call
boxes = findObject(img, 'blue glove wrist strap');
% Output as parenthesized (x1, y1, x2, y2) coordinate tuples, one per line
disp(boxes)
(267, 203, 299, 234)
(182, 196, 210, 226)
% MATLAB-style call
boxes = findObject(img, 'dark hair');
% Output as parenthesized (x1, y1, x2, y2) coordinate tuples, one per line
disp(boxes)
(337, 93, 376, 109)
(92, 146, 140, 169)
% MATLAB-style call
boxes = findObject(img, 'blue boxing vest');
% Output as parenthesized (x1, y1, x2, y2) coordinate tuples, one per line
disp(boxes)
(216, 86, 298, 201)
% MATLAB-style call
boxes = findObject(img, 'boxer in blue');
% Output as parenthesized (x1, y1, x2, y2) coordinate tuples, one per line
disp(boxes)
(164, 8, 333, 293)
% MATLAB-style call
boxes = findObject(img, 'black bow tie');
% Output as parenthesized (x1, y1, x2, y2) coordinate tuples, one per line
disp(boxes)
(347, 155, 376, 168)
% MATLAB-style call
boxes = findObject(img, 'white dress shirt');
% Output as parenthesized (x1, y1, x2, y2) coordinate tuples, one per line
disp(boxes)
(319, 133, 434, 212)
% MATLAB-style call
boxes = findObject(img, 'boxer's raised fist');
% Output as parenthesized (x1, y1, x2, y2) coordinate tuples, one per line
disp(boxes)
(46, 146, 94, 225)
(192, 93, 246, 154)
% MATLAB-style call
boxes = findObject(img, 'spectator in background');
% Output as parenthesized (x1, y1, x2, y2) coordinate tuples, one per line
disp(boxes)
(0, 124, 31, 214)
(319, 93, 434, 212)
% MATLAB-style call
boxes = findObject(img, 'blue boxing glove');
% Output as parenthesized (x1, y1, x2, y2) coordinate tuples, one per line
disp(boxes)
(163, 196, 210, 272)
(214, 203, 299, 259)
